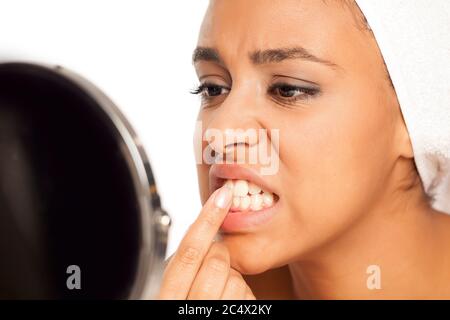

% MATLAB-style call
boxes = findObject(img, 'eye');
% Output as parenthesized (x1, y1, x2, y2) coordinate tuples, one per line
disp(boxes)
(275, 85, 303, 98)
(268, 82, 320, 103)
(190, 83, 230, 98)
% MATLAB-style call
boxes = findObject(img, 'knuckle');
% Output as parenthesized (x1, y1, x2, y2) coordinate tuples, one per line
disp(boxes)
(206, 256, 229, 273)
(206, 243, 230, 265)
(189, 285, 215, 299)
(176, 245, 202, 266)
(209, 242, 230, 258)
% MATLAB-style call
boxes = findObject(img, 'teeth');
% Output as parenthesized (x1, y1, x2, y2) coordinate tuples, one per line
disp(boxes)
(250, 194, 263, 211)
(224, 180, 234, 190)
(239, 195, 251, 210)
(248, 182, 261, 195)
(262, 192, 274, 207)
(231, 196, 240, 210)
(233, 180, 249, 197)
(224, 179, 276, 212)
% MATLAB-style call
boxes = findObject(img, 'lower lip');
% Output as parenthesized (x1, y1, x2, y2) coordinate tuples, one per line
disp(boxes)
(220, 199, 280, 233)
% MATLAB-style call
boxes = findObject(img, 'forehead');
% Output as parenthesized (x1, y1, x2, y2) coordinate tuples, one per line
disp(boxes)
(198, 0, 365, 68)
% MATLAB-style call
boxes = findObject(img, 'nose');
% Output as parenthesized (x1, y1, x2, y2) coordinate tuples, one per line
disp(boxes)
(204, 88, 263, 164)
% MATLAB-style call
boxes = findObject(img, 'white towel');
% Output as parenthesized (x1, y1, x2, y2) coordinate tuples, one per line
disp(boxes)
(355, 0, 450, 214)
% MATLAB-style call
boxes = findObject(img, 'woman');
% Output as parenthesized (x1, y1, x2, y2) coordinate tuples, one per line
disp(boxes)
(158, 0, 450, 299)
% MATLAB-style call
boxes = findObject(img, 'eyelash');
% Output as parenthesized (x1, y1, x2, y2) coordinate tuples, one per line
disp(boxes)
(190, 82, 230, 100)
(268, 82, 320, 103)
(190, 82, 320, 106)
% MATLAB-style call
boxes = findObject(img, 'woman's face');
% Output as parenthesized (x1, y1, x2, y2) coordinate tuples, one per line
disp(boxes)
(194, 0, 405, 274)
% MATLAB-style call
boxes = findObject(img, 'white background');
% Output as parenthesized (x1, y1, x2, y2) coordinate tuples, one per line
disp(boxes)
(0, 0, 210, 258)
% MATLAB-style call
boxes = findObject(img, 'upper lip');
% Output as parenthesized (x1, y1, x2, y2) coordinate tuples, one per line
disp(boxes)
(209, 164, 278, 196)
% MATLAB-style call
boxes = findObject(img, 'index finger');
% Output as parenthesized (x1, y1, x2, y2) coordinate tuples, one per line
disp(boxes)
(158, 185, 232, 299)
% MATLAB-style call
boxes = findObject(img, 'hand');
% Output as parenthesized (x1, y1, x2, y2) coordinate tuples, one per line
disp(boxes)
(157, 186, 256, 300)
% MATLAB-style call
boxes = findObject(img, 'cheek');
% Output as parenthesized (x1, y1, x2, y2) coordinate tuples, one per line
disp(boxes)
(280, 93, 394, 243)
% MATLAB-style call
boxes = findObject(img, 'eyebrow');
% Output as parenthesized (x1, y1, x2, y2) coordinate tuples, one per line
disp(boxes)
(192, 46, 224, 64)
(192, 46, 339, 69)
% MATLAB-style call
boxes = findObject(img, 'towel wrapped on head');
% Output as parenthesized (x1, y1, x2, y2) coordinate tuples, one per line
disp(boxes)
(355, 0, 450, 214)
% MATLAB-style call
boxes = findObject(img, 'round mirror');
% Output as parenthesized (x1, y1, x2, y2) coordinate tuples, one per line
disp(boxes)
(0, 62, 170, 299)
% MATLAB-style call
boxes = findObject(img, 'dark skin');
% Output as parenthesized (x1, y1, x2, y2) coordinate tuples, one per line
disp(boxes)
(244, 266, 296, 299)
(159, 0, 450, 299)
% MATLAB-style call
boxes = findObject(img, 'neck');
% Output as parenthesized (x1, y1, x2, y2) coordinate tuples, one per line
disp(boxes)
(288, 164, 449, 299)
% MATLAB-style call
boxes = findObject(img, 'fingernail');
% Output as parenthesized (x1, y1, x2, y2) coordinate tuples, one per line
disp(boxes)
(214, 186, 232, 209)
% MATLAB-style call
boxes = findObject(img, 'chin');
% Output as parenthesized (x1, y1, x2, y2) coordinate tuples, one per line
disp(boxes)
(221, 234, 282, 275)
(231, 256, 273, 275)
